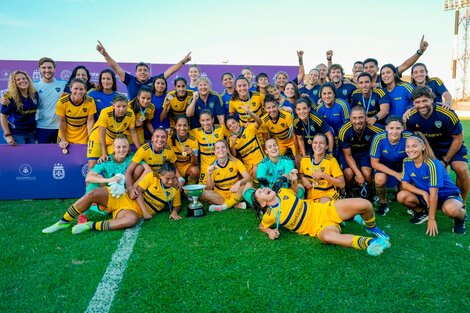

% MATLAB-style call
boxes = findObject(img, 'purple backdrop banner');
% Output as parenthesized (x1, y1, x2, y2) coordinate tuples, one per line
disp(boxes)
(0, 144, 87, 200)
(0, 60, 298, 95)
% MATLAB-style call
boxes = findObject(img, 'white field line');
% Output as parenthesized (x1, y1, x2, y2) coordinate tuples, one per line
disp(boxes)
(85, 221, 142, 313)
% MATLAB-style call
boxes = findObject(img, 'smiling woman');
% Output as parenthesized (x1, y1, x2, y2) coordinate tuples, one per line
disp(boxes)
(1, 70, 39, 145)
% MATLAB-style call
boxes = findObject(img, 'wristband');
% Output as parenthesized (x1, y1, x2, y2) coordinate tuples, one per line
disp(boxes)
(416, 49, 423, 56)
(374, 115, 379, 121)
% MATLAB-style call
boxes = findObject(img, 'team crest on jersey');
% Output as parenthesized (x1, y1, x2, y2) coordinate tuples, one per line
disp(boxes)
(342, 89, 347, 96)
(209, 102, 214, 109)
(242, 134, 246, 139)
(52, 163, 65, 180)
(435, 121, 442, 128)
(365, 135, 371, 141)
(321, 167, 325, 172)
(83, 108, 87, 112)
(215, 134, 219, 138)
(310, 126, 315, 131)
(55, 87, 61, 92)
(283, 195, 289, 200)
(371, 100, 376, 106)
(281, 123, 285, 127)
(313, 90, 318, 95)
(124, 123, 127, 127)
(229, 168, 233, 172)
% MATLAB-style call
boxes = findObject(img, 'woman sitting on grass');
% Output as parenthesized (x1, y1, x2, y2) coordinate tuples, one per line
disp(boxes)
(243, 179, 391, 256)
(397, 132, 466, 235)
(42, 161, 182, 235)
(200, 140, 252, 212)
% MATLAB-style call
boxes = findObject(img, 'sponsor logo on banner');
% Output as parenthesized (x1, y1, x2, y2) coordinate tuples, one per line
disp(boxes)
(90, 72, 99, 84)
(60, 70, 71, 81)
(17, 164, 36, 181)
(1, 69, 11, 81)
(32, 69, 41, 81)
(53, 163, 65, 180)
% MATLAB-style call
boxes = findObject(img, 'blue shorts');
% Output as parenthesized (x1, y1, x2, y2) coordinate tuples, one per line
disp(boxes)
(340, 151, 371, 170)
(416, 194, 463, 209)
(434, 145, 468, 164)
(373, 161, 402, 174)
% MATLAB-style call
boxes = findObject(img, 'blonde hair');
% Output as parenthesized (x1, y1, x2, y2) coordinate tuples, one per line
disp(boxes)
(6, 71, 36, 112)
(214, 139, 237, 164)
(407, 131, 436, 161)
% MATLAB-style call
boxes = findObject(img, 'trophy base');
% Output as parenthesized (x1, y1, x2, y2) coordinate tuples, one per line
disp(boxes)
(186, 206, 206, 218)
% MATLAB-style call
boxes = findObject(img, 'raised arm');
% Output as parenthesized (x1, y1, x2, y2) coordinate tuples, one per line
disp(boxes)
(296, 50, 305, 84)
(163, 52, 192, 79)
(96, 40, 126, 82)
(397, 35, 428, 75)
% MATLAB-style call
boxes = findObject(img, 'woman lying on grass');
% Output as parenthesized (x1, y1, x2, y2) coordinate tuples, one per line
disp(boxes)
(243, 177, 391, 256)
(42, 161, 182, 235)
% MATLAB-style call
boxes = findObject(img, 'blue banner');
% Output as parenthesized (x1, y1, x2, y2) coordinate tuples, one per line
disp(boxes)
(0, 144, 88, 200)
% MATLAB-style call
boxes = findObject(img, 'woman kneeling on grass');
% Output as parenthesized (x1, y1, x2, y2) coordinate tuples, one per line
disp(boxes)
(42, 161, 182, 235)
(397, 132, 466, 235)
(243, 183, 391, 256)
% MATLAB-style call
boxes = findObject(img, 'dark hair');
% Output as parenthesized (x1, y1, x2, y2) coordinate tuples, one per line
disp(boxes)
(411, 86, 435, 101)
(38, 57, 56, 68)
(313, 132, 328, 145)
(295, 97, 314, 110)
(380, 64, 401, 88)
(152, 75, 168, 95)
(199, 109, 213, 120)
(256, 72, 268, 82)
(174, 76, 187, 87)
(159, 161, 176, 175)
(353, 61, 364, 67)
(251, 190, 266, 221)
(284, 81, 300, 100)
(264, 93, 277, 105)
(328, 64, 345, 77)
(357, 72, 372, 82)
(319, 82, 337, 98)
(363, 58, 379, 67)
(67, 66, 95, 91)
(225, 115, 238, 126)
(410, 62, 430, 85)
(221, 72, 234, 81)
(130, 86, 152, 113)
(135, 62, 149, 71)
(242, 66, 254, 75)
(69, 78, 87, 89)
(385, 115, 404, 126)
(171, 115, 190, 146)
(96, 69, 117, 92)
(231, 76, 250, 101)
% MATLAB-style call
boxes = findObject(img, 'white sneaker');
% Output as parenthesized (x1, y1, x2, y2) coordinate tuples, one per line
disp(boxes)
(209, 204, 226, 212)
(235, 202, 247, 209)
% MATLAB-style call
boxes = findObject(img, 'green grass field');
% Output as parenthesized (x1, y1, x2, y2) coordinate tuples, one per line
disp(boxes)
(1, 123, 470, 312)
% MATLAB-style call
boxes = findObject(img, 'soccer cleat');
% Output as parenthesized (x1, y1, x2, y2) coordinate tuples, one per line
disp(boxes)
(406, 209, 414, 216)
(72, 222, 92, 235)
(409, 210, 428, 225)
(367, 238, 391, 256)
(208, 204, 227, 212)
(77, 214, 88, 224)
(42, 221, 71, 233)
(452, 215, 467, 235)
(235, 202, 247, 209)
(366, 226, 390, 240)
(376, 203, 390, 216)
(353, 214, 365, 225)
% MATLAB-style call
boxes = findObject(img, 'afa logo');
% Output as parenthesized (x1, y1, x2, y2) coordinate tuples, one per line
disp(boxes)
(60, 70, 71, 81)
(53, 163, 65, 180)
(32, 69, 41, 81)
(81, 164, 89, 178)
(19, 164, 33, 176)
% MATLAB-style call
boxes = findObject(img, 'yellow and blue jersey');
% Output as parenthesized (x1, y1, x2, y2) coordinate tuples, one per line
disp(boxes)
(299, 155, 343, 200)
(350, 88, 390, 121)
(336, 82, 357, 104)
(316, 99, 350, 137)
(385, 82, 414, 117)
(370, 131, 410, 165)
(88, 106, 135, 144)
(212, 158, 247, 193)
(230, 123, 265, 165)
(132, 143, 177, 173)
(229, 91, 265, 125)
(138, 172, 181, 214)
(338, 122, 384, 155)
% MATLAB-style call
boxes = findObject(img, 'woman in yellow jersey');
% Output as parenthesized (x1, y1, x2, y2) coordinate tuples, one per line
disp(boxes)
(167, 115, 199, 183)
(243, 185, 391, 256)
(56, 78, 96, 151)
(42, 161, 182, 235)
(125, 127, 183, 198)
(260, 94, 298, 157)
(201, 140, 252, 212)
(160, 77, 194, 128)
(229, 76, 264, 126)
(128, 86, 155, 145)
(190, 109, 228, 184)
(299, 133, 344, 203)
(225, 111, 264, 179)
(87, 94, 141, 170)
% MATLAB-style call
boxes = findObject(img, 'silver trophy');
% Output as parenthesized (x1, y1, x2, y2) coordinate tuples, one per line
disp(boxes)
(182, 184, 206, 218)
